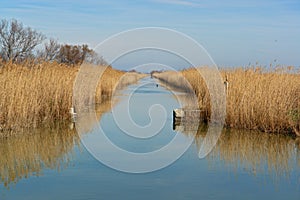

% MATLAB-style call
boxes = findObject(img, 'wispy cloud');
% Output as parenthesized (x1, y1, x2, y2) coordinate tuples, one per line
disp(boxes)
(152, 0, 300, 9)
(1, 0, 299, 66)
(152, 0, 203, 7)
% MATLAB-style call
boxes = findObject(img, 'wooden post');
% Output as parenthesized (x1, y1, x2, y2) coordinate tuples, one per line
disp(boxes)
(172, 108, 205, 131)
(70, 107, 77, 123)
(173, 108, 205, 122)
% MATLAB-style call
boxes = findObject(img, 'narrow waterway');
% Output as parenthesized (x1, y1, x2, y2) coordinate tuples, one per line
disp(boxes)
(0, 77, 299, 200)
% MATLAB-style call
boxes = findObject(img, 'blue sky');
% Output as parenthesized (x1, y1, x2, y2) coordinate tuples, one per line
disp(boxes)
(1, 0, 300, 69)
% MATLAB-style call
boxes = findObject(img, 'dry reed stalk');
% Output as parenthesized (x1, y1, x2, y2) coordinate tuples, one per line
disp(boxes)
(0, 61, 78, 129)
(0, 61, 144, 130)
(153, 66, 300, 135)
(96, 67, 146, 102)
(222, 67, 299, 134)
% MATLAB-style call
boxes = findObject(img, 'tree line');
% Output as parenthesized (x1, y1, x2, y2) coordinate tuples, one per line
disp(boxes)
(0, 19, 107, 65)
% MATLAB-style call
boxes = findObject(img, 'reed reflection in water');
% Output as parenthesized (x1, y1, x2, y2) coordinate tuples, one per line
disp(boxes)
(0, 97, 115, 189)
(175, 121, 300, 182)
(0, 126, 79, 188)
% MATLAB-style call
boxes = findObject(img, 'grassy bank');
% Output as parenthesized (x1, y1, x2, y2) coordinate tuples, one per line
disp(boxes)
(153, 67, 300, 136)
(0, 61, 144, 130)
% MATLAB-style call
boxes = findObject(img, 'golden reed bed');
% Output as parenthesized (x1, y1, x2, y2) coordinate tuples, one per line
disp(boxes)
(0, 61, 144, 130)
(153, 67, 300, 136)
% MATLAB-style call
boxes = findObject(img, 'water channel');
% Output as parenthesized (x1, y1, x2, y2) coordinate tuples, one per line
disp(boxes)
(0, 77, 299, 200)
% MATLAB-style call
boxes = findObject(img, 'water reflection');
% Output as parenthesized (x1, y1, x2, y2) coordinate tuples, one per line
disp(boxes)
(0, 98, 114, 189)
(175, 120, 300, 181)
(211, 130, 299, 180)
(1, 76, 299, 197)
(0, 125, 79, 188)
(76, 98, 115, 133)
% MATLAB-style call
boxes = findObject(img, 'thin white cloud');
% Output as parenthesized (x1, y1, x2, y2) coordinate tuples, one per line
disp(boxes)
(152, 0, 300, 9)
(152, 0, 203, 7)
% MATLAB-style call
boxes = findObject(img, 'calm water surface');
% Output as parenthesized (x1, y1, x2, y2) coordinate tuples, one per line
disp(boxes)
(0, 77, 299, 200)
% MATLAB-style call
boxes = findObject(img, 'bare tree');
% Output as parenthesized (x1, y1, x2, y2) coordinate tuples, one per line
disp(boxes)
(58, 44, 84, 65)
(37, 39, 108, 66)
(0, 19, 45, 62)
(57, 44, 107, 66)
(84, 50, 108, 66)
(38, 38, 61, 61)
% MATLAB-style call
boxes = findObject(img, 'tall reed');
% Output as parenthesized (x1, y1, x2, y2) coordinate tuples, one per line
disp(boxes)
(0, 61, 144, 130)
(0, 61, 77, 129)
(153, 66, 300, 135)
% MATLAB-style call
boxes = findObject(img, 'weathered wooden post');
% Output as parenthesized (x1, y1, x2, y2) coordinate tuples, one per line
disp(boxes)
(70, 107, 77, 123)
(173, 108, 206, 131)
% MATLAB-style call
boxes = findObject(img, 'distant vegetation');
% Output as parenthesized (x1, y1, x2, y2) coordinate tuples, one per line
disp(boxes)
(38, 40, 107, 66)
